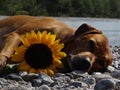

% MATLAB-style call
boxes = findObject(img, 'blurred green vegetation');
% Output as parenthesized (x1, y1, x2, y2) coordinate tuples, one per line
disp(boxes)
(0, 0, 120, 18)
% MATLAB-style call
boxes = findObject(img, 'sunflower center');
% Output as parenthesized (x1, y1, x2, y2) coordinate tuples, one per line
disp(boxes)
(24, 44, 53, 69)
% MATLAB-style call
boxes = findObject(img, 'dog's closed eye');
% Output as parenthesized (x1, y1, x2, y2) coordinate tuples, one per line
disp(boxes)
(89, 39, 96, 51)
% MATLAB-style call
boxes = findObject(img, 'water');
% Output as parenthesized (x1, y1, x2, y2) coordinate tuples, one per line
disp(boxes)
(58, 17, 120, 46)
(0, 16, 120, 46)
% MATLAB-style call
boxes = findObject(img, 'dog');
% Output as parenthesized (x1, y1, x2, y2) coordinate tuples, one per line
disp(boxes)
(0, 15, 113, 73)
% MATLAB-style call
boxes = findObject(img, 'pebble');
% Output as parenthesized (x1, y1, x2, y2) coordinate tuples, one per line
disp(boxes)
(111, 70, 120, 79)
(31, 79, 42, 87)
(92, 72, 112, 82)
(21, 73, 38, 82)
(5, 73, 23, 81)
(38, 72, 54, 84)
(83, 77, 96, 85)
(37, 85, 51, 90)
(71, 70, 88, 78)
(19, 71, 28, 76)
(0, 46, 119, 90)
(107, 65, 115, 72)
(94, 79, 116, 90)
(69, 80, 88, 88)
(4, 85, 35, 90)
(116, 81, 120, 90)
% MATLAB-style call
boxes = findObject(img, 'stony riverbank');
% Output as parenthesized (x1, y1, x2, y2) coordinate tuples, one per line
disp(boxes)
(0, 46, 120, 90)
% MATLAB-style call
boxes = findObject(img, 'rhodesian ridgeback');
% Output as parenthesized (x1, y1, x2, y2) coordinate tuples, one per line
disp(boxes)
(0, 15, 113, 73)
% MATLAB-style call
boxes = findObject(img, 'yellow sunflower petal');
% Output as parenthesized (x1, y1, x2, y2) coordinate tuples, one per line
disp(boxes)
(54, 52, 66, 59)
(25, 32, 31, 39)
(11, 53, 24, 62)
(29, 68, 37, 73)
(48, 39, 60, 49)
(24, 31, 38, 45)
(49, 65, 57, 73)
(38, 69, 48, 74)
(18, 61, 31, 71)
(20, 36, 30, 46)
(47, 68, 54, 76)
(31, 30, 37, 38)
(37, 31, 41, 35)
(36, 31, 42, 42)
(40, 31, 47, 42)
(14, 45, 26, 53)
(53, 59, 63, 68)
(12, 45, 26, 62)
(52, 43, 64, 52)
(42, 32, 51, 44)
(48, 34, 56, 45)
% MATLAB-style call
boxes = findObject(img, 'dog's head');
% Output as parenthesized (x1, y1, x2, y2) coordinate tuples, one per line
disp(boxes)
(64, 24, 113, 73)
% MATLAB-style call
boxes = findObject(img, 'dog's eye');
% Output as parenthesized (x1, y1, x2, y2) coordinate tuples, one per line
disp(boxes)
(89, 40, 95, 51)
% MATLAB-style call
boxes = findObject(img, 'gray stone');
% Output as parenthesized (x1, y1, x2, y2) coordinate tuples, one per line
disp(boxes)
(37, 85, 51, 90)
(6, 73, 23, 81)
(83, 77, 96, 85)
(71, 70, 88, 78)
(94, 79, 116, 90)
(64, 85, 77, 90)
(18, 80, 31, 86)
(92, 72, 102, 75)
(116, 81, 120, 90)
(31, 79, 42, 87)
(1, 82, 10, 88)
(69, 81, 88, 88)
(113, 61, 119, 69)
(38, 72, 54, 84)
(66, 73, 74, 79)
(7, 85, 34, 90)
(19, 71, 28, 76)
(54, 73, 66, 77)
(53, 75, 71, 83)
(21, 73, 38, 81)
(111, 71, 120, 79)
(50, 80, 61, 87)
(107, 66, 115, 72)
(92, 73, 112, 82)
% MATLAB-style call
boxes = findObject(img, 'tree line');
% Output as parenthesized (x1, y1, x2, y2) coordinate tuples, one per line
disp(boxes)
(0, 0, 120, 18)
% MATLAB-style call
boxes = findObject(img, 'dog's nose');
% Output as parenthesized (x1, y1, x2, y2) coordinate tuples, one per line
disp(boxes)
(71, 56, 91, 71)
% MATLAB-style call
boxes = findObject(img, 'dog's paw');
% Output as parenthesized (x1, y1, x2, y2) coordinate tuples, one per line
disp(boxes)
(0, 53, 7, 70)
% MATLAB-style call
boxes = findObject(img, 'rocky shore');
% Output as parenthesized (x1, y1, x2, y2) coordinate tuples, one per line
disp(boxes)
(0, 46, 120, 90)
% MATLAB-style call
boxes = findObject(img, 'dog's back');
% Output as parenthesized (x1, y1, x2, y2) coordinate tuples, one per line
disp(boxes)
(0, 15, 36, 36)
(0, 15, 75, 49)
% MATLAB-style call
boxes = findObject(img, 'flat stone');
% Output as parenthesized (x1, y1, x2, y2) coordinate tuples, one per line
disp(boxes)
(37, 85, 51, 90)
(92, 73, 112, 82)
(71, 70, 88, 78)
(83, 77, 96, 85)
(94, 79, 116, 90)
(21, 73, 38, 82)
(111, 71, 120, 79)
(6, 73, 23, 81)
(69, 81, 88, 88)
(31, 79, 42, 87)
(38, 72, 54, 84)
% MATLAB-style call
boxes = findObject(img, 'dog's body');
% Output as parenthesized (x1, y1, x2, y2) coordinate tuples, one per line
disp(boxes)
(0, 15, 113, 73)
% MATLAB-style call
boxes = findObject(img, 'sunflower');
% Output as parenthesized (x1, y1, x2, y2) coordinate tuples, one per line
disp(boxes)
(11, 31, 66, 76)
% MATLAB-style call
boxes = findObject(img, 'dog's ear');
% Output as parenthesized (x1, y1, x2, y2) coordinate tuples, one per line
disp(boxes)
(74, 23, 102, 37)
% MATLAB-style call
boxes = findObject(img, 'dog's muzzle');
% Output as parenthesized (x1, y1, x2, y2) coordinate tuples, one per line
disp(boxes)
(67, 54, 92, 71)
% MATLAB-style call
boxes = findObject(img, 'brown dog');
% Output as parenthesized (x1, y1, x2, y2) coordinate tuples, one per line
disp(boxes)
(0, 15, 113, 73)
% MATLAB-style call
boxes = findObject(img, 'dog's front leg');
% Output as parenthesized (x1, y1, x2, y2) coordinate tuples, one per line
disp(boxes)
(0, 32, 20, 70)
